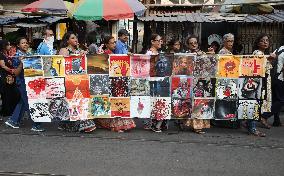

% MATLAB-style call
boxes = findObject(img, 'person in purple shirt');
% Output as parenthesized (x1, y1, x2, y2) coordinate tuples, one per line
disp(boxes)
(114, 29, 129, 54)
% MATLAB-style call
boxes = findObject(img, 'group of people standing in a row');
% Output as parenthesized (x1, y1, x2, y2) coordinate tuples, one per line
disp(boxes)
(0, 27, 283, 137)
(144, 32, 283, 137)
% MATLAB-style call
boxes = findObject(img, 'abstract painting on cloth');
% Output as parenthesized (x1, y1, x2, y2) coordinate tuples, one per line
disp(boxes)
(150, 54, 173, 77)
(171, 76, 192, 99)
(238, 77, 262, 100)
(130, 78, 150, 96)
(216, 78, 238, 99)
(171, 98, 192, 119)
(88, 96, 111, 118)
(191, 98, 215, 119)
(65, 55, 86, 75)
(29, 99, 51, 122)
(193, 78, 216, 98)
(87, 54, 109, 74)
(23, 57, 43, 77)
(240, 55, 266, 77)
(237, 100, 260, 120)
(25, 77, 47, 99)
(65, 75, 90, 99)
(48, 98, 70, 121)
(109, 55, 130, 77)
(130, 96, 151, 118)
(193, 54, 217, 78)
(214, 100, 237, 120)
(110, 97, 130, 118)
(45, 77, 65, 99)
(150, 77, 170, 97)
(67, 98, 89, 121)
(131, 54, 150, 78)
(150, 97, 171, 120)
(43, 56, 65, 77)
(109, 77, 130, 97)
(217, 55, 240, 78)
(89, 74, 109, 95)
(172, 53, 194, 76)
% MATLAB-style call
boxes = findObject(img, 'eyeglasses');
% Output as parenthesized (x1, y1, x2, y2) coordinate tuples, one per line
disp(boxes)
(259, 39, 269, 43)
(154, 39, 163, 42)
(189, 42, 197, 45)
(226, 40, 234, 43)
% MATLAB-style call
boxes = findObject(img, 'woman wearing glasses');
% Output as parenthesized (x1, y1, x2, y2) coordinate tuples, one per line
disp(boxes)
(95, 35, 136, 132)
(184, 35, 213, 134)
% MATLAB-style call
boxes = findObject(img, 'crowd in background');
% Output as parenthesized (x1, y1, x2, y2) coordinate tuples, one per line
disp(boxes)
(0, 27, 283, 137)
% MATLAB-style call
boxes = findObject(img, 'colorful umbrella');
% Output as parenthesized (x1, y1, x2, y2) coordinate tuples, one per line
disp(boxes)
(72, 0, 146, 21)
(21, 0, 68, 14)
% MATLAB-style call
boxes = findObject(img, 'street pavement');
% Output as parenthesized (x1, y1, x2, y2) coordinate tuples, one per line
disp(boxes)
(0, 116, 283, 176)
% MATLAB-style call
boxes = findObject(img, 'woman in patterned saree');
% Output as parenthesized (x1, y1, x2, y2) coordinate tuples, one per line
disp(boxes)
(252, 34, 280, 129)
(184, 35, 212, 134)
(58, 31, 96, 133)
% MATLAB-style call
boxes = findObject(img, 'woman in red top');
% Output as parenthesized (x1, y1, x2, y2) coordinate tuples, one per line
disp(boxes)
(95, 36, 136, 132)
(103, 36, 116, 54)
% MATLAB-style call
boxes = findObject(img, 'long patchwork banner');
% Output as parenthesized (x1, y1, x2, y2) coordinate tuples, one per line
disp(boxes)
(22, 54, 267, 122)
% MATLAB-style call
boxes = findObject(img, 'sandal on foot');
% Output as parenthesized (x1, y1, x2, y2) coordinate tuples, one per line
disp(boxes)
(249, 130, 266, 137)
(193, 129, 205, 134)
(152, 127, 162, 133)
(84, 126, 96, 133)
(260, 118, 271, 129)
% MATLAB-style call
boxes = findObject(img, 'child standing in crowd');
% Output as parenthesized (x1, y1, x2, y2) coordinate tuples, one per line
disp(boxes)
(4, 37, 44, 132)
(58, 31, 96, 133)
(95, 35, 136, 132)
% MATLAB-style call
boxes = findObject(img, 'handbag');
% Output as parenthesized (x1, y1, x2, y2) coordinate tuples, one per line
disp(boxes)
(5, 74, 15, 85)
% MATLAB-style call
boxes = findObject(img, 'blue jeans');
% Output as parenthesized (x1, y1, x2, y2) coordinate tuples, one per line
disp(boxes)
(10, 82, 40, 128)
(247, 120, 256, 132)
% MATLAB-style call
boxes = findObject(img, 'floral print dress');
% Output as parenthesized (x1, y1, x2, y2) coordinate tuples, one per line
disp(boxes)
(252, 50, 272, 113)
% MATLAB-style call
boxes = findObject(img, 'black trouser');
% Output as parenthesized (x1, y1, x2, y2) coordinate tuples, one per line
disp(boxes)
(0, 81, 19, 116)
(262, 79, 284, 119)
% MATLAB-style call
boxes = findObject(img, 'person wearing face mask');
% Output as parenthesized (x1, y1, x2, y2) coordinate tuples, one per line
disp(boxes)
(37, 28, 56, 55)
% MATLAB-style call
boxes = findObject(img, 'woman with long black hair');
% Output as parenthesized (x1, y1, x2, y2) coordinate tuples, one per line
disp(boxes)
(0, 40, 19, 117)
(58, 31, 96, 133)
(4, 37, 44, 131)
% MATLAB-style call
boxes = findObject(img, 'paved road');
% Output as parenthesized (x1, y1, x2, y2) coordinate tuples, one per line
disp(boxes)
(0, 116, 283, 176)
